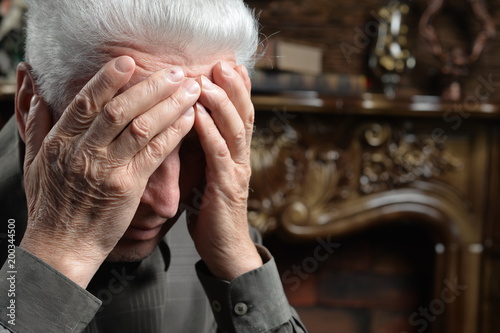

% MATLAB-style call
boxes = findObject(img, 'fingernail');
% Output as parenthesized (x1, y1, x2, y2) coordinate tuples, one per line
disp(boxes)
(200, 76, 215, 90)
(240, 65, 249, 78)
(183, 79, 200, 95)
(166, 66, 184, 82)
(30, 94, 40, 107)
(184, 106, 195, 117)
(195, 103, 210, 116)
(195, 102, 207, 114)
(115, 56, 135, 73)
(220, 61, 234, 77)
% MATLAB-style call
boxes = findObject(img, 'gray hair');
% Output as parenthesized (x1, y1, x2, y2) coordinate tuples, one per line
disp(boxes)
(24, 0, 260, 115)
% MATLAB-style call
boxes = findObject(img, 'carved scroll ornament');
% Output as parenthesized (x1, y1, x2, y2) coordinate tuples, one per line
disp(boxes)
(248, 116, 463, 236)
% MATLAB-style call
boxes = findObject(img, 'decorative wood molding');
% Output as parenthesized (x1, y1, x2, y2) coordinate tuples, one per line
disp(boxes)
(249, 115, 465, 237)
(357, 122, 463, 194)
(248, 108, 494, 333)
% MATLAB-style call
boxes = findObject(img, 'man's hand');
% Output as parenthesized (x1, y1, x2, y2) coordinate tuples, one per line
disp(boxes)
(20, 56, 201, 288)
(185, 62, 263, 281)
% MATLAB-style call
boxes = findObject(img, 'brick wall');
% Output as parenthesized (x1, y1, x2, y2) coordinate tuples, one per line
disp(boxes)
(264, 223, 435, 333)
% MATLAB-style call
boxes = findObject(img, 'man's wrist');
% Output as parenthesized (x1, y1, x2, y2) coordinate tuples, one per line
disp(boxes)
(205, 241, 264, 281)
(20, 234, 103, 288)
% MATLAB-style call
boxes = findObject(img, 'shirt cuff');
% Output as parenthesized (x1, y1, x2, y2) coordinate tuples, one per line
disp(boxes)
(196, 245, 292, 333)
(0, 247, 101, 332)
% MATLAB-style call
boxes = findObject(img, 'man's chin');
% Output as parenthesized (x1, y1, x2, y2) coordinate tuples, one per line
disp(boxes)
(105, 223, 174, 262)
(105, 238, 160, 262)
(103, 211, 179, 262)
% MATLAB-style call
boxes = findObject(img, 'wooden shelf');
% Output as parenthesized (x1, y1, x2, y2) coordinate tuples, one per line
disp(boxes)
(252, 93, 500, 119)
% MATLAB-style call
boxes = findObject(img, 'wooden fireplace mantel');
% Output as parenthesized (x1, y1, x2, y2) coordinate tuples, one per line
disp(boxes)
(249, 93, 500, 333)
(252, 92, 500, 118)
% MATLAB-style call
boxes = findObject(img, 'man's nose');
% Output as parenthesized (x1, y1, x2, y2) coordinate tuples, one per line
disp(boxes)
(140, 146, 181, 219)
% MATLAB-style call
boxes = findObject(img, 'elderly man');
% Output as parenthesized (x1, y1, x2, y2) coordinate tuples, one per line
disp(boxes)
(0, 0, 307, 332)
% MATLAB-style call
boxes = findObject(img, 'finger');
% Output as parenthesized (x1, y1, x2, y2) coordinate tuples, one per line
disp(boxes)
(235, 65, 252, 94)
(130, 105, 196, 178)
(54, 56, 135, 138)
(108, 79, 200, 163)
(197, 76, 247, 164)
(24, 95, 52, 169)
(212, 61, 254, 144)
(86, 66, 185, 148)
(193, 103, 233, 175)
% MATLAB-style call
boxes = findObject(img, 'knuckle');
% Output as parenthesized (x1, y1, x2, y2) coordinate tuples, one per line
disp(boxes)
(43, 139, 64, 165)
(105, 173, 133, 195)
(71, 93, 94, 117)
(237, 165, 251, 180)
(233, 128, 246, 145)
(168, 93, 184, 111)
(214, 139, 230, 159)
(145, 136, 167, 160)
(147, 74, 164, 96)
(130, 117, 153, 141)
(245, 109, 255, 126)
(103, 100, 126, 125)
(236, 189, 249, 202)
(245, 165, 252, 178)
(167, 119, 184, 141)
(227, 179, 249, 202)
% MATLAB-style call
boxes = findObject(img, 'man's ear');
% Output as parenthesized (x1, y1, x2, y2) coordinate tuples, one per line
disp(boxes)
(15, 62, 37, 143)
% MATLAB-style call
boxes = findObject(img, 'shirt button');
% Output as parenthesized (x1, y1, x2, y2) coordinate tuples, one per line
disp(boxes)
(212, 300, 222, 313)
(234, 302, 248, 316)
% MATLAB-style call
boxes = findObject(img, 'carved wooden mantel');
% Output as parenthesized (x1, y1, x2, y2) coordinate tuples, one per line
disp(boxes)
(249, 93, 500, 333)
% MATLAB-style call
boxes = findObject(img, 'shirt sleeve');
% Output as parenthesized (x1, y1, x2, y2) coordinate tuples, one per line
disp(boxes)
(0, 325, 12, 332)
(195, 245, 308, 333)
(0, 247, 101, 332)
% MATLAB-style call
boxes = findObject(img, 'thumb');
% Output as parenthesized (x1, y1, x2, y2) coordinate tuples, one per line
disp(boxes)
(24, 95, 52, 169)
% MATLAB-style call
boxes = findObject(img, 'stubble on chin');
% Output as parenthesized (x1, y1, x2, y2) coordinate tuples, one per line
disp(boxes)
(104, 210, 181, 263)
(105, 230, 170, 263)
(105, 243, 157, 262)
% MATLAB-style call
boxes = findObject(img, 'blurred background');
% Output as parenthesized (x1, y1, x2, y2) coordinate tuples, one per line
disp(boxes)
(244, 1, 500, 333)
(0, 0, 24, 128)
(0, 0, 499, 332)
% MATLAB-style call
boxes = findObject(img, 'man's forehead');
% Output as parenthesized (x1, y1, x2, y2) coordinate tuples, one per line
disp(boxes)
(106, 45, 237, 84)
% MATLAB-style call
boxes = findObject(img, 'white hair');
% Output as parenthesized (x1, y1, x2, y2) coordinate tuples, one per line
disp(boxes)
(24, 0, 260, 115)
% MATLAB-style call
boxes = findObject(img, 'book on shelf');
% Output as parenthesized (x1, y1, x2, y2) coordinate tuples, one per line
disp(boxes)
(251, 70, 367, 97)
(255, 39, 323, 75)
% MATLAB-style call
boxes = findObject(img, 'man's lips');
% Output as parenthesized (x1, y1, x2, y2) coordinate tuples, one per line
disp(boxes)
(123, 224, 163, 241)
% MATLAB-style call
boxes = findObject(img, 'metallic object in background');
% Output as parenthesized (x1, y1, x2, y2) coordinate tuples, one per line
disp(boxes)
(369, 0, 416, 99)
(419, 0, 496, 101)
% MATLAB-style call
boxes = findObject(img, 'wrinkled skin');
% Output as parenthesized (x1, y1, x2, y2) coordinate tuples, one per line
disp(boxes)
(17, 55, 262, 287)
